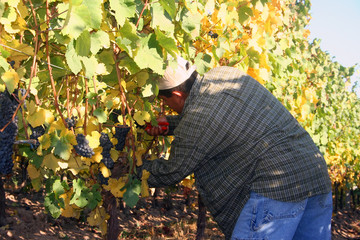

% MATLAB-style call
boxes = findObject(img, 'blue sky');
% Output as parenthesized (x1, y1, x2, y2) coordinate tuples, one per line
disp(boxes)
(307, 0, 360, 95)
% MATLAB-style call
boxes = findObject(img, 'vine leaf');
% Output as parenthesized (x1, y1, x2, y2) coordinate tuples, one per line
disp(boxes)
(1, 70, 19, 93)
(93, 108, 107, 123)
(123, 178, 141, 208)
(151, 2, 174, 34)
(103, 177, 127, 197)
(51, 133, 73, 161)
(65, 40, 82, 74)
(133, 34, 164, 74)
(133, 110, 151, 125)
(109, 0, 136, 27)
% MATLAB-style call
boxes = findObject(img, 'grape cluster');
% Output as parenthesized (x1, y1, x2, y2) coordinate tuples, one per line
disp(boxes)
(73, 134, 95, 158)
(114, 126, 130, 151)
(99, 132, 114, 169)
(30, 125, 46, 149)
(65, 116, 77, 129)
(0, 91, 19, 175)
(97, 171, 109, 185)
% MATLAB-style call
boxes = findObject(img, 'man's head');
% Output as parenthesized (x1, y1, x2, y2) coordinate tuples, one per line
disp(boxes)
(158, 56, 197, 113)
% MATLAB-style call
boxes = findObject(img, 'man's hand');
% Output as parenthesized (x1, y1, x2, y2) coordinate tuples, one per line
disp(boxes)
(145, 116, 169, 136)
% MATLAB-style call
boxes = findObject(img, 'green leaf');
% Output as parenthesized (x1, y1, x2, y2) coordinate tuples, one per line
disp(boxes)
(82, 0, 102, 29)
(53, 179, 65, 197)
(70, 179, 89, 208)
(117, 20, 139, 56)
(65, 40, 82, 74)
(159, 0, 176, 19)
(123, 178, 141, 208)
(110, 0, 136, 27)
(238, 4, 253, 24)
(62, 5, 88, 39)
(181, 10, 202, 39)
(0, 56, 9, 71)
(133, 34, 164, 74)
(51, 134, 72, 161)
(151, 2, 174, 34)
(93, 108, 107, 123)
(80, 56, 98, 79)
(194, 53, 212, 75)
(76, 30, 91, 56)
(87, 185, 102, 210)
(44, 193, 62, 218)
(155, 28, 178, 57)
(118, 54, 140, 74)
(19, 147, 43, 168)
(90, 30, 110, 55)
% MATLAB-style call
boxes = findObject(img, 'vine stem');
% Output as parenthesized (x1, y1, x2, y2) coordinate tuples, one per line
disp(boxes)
(136, 0, 149, 29)
(84, 77, 89, 135)
(45, 0, 67, 127)
(112, 44, 137, 174)
(66, 77, 71, 117)
(0, 0, 40, 133)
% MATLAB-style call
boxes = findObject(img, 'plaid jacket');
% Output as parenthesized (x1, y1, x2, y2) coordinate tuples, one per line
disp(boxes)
(141, 66, 331, 239)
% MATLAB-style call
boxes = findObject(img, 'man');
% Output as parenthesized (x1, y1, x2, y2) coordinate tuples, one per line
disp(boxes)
(139, 56, 332, 240)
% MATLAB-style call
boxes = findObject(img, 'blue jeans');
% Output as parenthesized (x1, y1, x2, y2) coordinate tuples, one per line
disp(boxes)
(231, 191, 333, 240)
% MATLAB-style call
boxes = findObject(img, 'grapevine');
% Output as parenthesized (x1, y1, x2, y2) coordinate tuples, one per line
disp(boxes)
(0, 0, 358, 238)
(0, 91, 18, 175)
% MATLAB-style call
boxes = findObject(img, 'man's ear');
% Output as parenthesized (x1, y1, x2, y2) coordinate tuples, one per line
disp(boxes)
(172, 91, 184, 97)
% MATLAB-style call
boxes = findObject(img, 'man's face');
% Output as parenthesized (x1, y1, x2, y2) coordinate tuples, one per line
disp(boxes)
(159, 91, 186, 114)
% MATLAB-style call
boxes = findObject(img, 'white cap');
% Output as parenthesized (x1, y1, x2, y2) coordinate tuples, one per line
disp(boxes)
(158, 55, 196, 90)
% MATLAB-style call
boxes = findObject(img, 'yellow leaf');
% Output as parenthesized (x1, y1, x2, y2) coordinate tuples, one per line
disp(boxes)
(48, 119, 67, 134)
(67, 155, 88, 175)
(110, 149, 119, 163)
(1, 70, 19, 93)
(86, 117, 99, 133)
(141, 169, 150, 197)
(27, 100, 36, 115)
(247, 68, 264, 85)
(103, 177, 127, 198)
(60, 191, 81, 219)
(0, 84, 5, 92)
(41, 153, 60, 172)
(181, 178, 195, 188)
(133, 111, 151, 125)
(300, 103, 311, 121)
(87, 206, 109, 235)
(27, 164, 40, 179)
(7, 42, 34, 68)
(86, 131, 101, 149)
(135, 147, 146, 166)
(91, 147, 103, 163)
(31, 178, 42, 192)
(100, 163, 111, 178)
(27, 107, 54, 128)
(58, 160, 68, 169)
(38, 134, 51, 150)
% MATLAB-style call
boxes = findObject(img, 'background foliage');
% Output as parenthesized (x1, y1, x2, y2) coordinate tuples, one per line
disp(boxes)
(0, 0, 359, 236)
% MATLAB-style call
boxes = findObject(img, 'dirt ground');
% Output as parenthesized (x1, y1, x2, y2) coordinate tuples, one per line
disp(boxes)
(0, 185, 359, 240)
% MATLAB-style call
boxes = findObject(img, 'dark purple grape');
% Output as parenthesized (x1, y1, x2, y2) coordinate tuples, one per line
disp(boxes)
(97, 172, 108, 185)
(30, 125, 46, 149)
(0, 91, 19, 175)
(99, 132, 113, 150)
(65, 116, 77, 129)
(114, 126, 130, 151)
(99, 132, 114, 169)
(74, 134, 94, 158)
